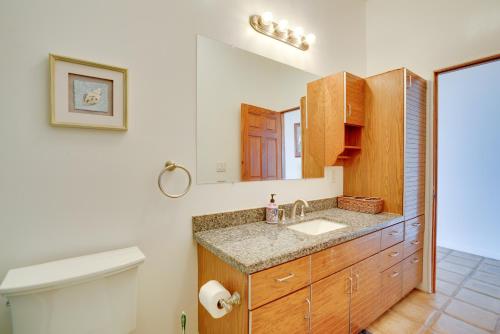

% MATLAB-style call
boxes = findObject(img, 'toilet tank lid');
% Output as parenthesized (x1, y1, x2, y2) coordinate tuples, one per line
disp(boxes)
(0, 246, 145, 296)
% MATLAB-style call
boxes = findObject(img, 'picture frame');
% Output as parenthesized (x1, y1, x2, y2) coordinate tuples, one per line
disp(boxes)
(294, 122, 302, 157)
(49, 54, 128, 130)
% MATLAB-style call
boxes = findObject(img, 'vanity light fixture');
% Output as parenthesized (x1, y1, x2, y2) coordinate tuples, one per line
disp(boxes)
(249, 13, 316, 51)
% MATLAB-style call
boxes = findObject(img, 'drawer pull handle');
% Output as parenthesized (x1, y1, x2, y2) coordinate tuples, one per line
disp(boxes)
(411, 258, 420, 264)
(275, 273, 295, 282)
(390, 271, 400, 278)
(345, 276, 353, 294)
(389, 251, 400, 257)
(412, 223, 421, 227)
(411, 240, 420, 245)
(389, 231, 400, 236)
(305, 298, 311, 319)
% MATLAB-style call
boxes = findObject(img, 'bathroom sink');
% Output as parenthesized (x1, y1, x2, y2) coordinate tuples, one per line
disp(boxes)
(287, 219, 347, 236)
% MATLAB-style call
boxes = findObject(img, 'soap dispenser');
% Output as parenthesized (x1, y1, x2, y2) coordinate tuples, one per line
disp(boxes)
(266, 194, 279, 224)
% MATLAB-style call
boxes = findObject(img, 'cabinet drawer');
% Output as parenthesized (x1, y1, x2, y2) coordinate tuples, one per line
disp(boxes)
(403, 228, 424, 258)
(381, 262, 403, 312)
(311, 231, 381, 282)
(249, 256, 310, 309)
(250, 287, 310, 334)
(405, 215, 424, 237)
(380, 242, 404, 272)
(381, 223, 404, 250)
(402, 249, 424, 296)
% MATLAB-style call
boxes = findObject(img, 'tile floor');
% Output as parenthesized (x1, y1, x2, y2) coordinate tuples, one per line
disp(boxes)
(367, 247, 500, 333)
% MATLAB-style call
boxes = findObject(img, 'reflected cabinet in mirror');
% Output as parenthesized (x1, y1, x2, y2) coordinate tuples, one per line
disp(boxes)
(196, 35, 321, 184)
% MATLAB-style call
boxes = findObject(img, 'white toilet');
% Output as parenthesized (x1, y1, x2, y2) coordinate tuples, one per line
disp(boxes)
(0, 246, 145, 334)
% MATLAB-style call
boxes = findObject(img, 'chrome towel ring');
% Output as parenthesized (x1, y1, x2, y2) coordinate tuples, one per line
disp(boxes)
(157, 161, 192, 198)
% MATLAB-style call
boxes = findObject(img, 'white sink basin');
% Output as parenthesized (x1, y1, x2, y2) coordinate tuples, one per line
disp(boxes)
(287, 219, 347, 236)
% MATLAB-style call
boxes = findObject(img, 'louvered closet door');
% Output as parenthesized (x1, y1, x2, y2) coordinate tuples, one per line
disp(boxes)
(404, 70, 427, 220)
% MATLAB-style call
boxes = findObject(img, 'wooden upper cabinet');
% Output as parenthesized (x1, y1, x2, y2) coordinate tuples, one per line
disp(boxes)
(302, 95, 325, 178)
(350, 254, 382, 334)
(251, 287, 310, 334)
(241, 103, 282, 181)
(305, 72, 365, 170)
(343, 68, 427, 216)
(345, 72, 365, 126)
(311, 267, 351, 334)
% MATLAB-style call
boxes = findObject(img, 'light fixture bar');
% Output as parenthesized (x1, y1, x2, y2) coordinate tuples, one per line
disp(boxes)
(249, 14, 315, 51)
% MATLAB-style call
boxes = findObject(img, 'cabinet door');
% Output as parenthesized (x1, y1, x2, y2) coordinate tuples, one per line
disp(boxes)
(403, 249, 424, 296)
(381, 262, 403, 313)
(250, 287, 310, 334)
(404, 70, 426, 220)
(345, 72, 365, 126)
(350, 254, 382, 333)
(311, 267, 351, 334)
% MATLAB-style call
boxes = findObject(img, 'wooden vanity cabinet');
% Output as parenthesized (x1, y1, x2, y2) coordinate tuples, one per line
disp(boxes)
(311, 267, 351, 334)
(402, 249, 424, 296)
(251, 287, 311, 334)
(381, 262, 403, 313)
(350, 254, 382, 333)
(198, 222, 426, 334)
(249, 256, 310, 309)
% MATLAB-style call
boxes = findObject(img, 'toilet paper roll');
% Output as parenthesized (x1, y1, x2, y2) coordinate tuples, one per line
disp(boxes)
(199, 280, 231, 319)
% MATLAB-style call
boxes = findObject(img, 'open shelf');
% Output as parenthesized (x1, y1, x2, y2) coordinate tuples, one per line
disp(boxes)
(334, 125, 363, 164)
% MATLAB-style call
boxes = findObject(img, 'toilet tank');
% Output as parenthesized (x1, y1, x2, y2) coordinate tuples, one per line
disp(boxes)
(0, 247, 145, 334)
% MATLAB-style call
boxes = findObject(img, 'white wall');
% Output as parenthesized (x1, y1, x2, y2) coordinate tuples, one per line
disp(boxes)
(437, 60, 500, 259)
(197, 36, 316, 183)
(0, 0, 366, 333)
(366, 0, 500, 291)
(283, 110, 302, 179)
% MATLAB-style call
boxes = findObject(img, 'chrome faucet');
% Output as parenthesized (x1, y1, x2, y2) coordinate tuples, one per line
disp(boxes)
(291, 199, 310, 220)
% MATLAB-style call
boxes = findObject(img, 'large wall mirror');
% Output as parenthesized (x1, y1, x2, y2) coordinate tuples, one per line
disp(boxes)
(197, 35, 321, 184)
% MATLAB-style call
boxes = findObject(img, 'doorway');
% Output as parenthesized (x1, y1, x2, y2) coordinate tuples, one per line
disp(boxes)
(432, 54, 500, 293)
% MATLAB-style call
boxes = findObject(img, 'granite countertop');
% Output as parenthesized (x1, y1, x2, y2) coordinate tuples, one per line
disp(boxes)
(194, 208, 404, 274)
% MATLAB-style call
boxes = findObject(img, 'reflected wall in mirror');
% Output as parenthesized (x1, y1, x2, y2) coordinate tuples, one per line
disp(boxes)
(196, 35, 320, 184)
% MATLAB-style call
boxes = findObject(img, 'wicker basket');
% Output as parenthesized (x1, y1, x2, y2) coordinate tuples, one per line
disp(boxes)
(338, 196, 384, 214)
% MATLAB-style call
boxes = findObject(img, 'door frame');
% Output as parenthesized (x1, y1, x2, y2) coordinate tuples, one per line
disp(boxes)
(431, 53, 500, 292)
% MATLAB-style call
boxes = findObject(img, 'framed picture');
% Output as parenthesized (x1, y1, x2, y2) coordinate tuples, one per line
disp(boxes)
(294, 122, 302, 157)
(49, 54, 128, 130)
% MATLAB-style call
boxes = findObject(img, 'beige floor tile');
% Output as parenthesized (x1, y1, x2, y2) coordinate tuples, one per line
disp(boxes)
(472, 271, 500, 287)
(436, 252, 447, 262)
(436, 280, 459, 296)
(445, 255, 481, 268)
(437, 268, 467, 285)
(450, 250, 483, 261)
(406, 290, 450, 309)
(370, 310, 425, 334)
(437, 246, 452, 254)
(484, 258, 500, 268)
(464, 279, 500, 299)
(391, 297, 438, 326)
(432, 314, 490, 334)
(444, 299, 498, 331)
(438, 261, 474, 276)
(455, 288, 500, 314)
(478, 263, 500, 276)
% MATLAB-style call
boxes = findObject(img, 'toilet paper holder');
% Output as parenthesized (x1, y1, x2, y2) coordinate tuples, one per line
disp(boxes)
(217, 292, 241, 312)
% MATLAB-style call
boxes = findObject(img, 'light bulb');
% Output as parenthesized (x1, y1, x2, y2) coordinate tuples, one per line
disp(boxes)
(305, 33, 316, 45)
(277, 19, 288, 32)
(261, 12, 273, 26)
(293, 26, 304, 38)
